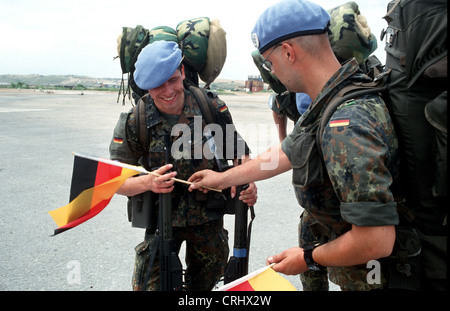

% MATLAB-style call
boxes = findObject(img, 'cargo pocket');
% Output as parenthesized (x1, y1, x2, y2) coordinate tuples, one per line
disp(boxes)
(291, 132, 323, 190)
(131, 240, 156, 291)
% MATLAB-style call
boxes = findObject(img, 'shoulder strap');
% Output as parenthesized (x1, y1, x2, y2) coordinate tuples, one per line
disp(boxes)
(188, 85, 217, 125)
(188, 84, 229, 172)
(133, 94, 151, 169)
(134, 95, 149, 149)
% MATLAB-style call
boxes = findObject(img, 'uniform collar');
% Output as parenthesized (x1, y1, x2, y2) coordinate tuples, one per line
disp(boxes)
(314, 58, 360, 106)
(299, 58, 361, 126)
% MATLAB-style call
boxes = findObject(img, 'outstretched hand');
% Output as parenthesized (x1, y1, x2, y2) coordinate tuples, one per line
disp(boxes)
(266, 247, 307, 275)
(188, 169, 224, 193)
(188, 170, 258, 206)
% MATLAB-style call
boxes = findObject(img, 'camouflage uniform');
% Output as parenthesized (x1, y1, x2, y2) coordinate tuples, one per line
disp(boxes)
(110, 88, 250, 291)
(298, 210, 329, 290)
(282, 58, 400, 290)
(131, 219, 229, 291)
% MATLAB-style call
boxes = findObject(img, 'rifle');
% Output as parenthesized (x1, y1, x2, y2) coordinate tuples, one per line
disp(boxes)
(142, 135, 183, 291)
(158, 134, 183, 291)
(223, 161, 255, 284)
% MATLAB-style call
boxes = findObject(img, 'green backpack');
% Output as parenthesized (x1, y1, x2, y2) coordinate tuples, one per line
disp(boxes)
(327, 1, 378, 64)
(116, 25, 150, 105)
(115, 18, 227, 105)
(118, 25, 150, 75)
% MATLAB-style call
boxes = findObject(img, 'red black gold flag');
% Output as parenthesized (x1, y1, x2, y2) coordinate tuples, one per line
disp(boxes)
(48, 154, 138, 235)
(216, 264, 296, 291)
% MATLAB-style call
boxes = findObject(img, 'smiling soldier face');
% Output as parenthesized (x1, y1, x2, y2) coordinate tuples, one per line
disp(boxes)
(148, 65, 186, 116)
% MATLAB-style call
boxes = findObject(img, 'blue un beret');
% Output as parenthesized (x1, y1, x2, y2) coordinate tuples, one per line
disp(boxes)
(251, 0, 330, 53)
(134, 40, 183, 90)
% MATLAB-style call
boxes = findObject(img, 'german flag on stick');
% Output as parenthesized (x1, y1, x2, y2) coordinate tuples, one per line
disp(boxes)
(216, 264, 297, 291)
(49, 153, 221, 235)
(48, 153, 141, 235)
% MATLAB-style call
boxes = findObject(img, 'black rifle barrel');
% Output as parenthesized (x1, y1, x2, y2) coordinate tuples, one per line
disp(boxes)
(224, 183, 249, 284)
(159, 134, 183, 291)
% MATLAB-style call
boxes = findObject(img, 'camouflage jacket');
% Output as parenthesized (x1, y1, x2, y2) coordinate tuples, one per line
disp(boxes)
(282, 59, 400, 290)
(110, 88, 250, 227)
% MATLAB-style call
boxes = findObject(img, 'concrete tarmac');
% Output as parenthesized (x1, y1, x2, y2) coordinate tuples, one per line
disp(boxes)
(0, 89, 338, 291)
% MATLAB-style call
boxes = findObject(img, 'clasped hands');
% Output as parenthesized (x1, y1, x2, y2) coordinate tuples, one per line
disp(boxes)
(147, 164, 257, 206)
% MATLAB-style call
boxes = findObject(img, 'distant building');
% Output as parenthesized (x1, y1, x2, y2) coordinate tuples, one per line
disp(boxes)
(245, 75, 264, 92)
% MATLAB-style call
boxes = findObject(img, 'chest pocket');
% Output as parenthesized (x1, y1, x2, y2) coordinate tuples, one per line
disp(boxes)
(149, 123, 213, 176)
(291, 131, 324, 191)
(145, 128, 168, 169)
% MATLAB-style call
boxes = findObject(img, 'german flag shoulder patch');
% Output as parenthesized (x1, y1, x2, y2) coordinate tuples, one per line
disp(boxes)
(219, 105, 228, 113)
(329, 119, 350, 127)
(113, 137, 123, 144)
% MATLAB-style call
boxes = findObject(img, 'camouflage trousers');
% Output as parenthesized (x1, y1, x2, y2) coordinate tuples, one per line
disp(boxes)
(298, 210, 329, 291)
(132, 219, 229, 291)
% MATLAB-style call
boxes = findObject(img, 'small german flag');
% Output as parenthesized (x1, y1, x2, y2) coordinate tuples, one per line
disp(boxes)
(330, 119, 350, 127)
(219, 105, 228, 113)
(217, 264, 296, 291)
(113, 137, 123, 144)
(48, 154, 137, 235)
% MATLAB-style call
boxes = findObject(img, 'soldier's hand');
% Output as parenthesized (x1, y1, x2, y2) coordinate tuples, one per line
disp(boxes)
(148, 164, 176, 193)
(238, 182, 258, 206)
(267, 247, 308, 275)
(188, 169, 224, 193)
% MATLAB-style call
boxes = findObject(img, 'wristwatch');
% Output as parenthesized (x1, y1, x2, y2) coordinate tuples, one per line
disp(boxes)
(303, 244, 324, 271)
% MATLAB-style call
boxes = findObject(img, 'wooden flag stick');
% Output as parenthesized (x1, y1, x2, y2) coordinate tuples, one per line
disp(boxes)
(145, 170, 221, 192)
(73, 152, 222, 192)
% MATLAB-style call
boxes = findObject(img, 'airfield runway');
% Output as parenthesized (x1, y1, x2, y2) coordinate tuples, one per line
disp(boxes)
(0, 89, 338, 291)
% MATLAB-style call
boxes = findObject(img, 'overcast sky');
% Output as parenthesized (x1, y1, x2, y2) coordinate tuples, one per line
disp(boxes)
(1, 0, 390, 81)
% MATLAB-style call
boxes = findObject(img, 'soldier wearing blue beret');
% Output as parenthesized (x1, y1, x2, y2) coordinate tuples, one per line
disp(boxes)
(189, 0, 400, 291)
(110, 40, 257, 291)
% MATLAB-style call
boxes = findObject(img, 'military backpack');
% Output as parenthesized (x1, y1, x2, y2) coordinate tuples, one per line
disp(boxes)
(115, 17, 227, 105)
(314, 0, 447, 290)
